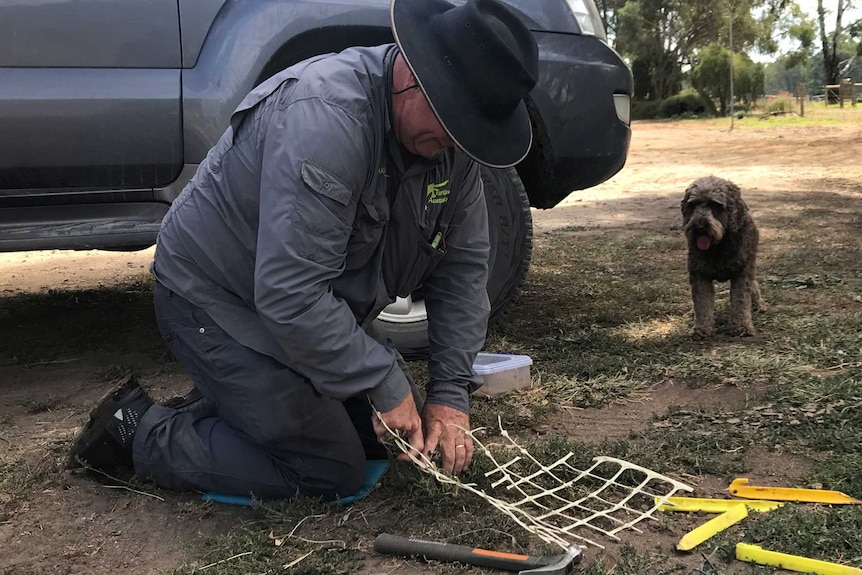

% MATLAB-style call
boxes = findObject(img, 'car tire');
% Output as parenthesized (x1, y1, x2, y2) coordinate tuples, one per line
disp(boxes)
(373, 166, 533, 359)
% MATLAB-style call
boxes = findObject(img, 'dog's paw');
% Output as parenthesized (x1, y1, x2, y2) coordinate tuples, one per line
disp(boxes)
(754, 301, 768, 313)
(691, 326, 715, 339)
(730, 324, 756, 337)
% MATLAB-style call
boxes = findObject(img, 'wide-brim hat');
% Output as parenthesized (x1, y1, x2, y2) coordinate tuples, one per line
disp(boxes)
(391, 0, 539, 168)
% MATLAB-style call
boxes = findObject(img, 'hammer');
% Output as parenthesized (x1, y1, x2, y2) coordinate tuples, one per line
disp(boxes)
(374, 533, 582, 574)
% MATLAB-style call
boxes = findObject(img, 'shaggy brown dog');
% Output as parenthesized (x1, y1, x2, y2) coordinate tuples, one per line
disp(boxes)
(682, 176, 767, 337)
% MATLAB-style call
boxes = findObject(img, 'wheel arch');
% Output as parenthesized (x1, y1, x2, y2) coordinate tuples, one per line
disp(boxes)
(254, 26, 395, 87)
(516, 96, 557, 210)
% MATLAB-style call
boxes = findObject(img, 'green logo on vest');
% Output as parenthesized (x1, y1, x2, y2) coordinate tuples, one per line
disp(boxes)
(426, 180, 450, 205)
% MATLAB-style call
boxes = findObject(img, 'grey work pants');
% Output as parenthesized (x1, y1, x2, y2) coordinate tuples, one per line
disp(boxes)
(132, 282, 373, 501)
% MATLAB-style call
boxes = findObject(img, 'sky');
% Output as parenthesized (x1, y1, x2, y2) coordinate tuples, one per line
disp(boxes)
(796, 0, 861, 27)
(749, 0, 861, 61)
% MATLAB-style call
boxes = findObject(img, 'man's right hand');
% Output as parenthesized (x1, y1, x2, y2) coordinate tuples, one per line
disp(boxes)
(372, 393, 424, 463)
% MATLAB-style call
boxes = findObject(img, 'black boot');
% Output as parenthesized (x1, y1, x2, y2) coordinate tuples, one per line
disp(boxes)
(68, 374, 154, 475)
(161, 386, 217, 417)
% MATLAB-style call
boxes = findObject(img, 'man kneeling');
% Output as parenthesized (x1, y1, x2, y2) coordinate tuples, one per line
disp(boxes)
(69, 0, 539, 501)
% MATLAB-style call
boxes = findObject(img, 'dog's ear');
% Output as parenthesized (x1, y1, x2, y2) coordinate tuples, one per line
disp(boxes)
(723, 181, 746, 231)
(681, 185, 695, 213)
(725, 180, 749, 214)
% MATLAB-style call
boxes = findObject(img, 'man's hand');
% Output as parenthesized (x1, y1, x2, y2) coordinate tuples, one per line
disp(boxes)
(372, 393, 424, 463)
(422, 403, 472, 475)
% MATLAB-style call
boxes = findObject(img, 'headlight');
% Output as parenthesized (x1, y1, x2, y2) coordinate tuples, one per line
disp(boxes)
(563, 0, 608, 42)
(613, 94, 631, 125)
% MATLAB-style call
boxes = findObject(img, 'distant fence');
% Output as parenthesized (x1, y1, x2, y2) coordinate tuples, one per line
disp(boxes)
(824, 79, 860, 107)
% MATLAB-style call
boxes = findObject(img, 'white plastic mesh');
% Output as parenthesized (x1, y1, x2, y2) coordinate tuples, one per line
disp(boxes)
(382, 418, 693, 549)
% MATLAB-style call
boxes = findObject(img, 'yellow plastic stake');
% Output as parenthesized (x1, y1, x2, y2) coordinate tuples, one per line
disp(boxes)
(677, 504, 748, 551)
(729, 478, 861, 504)
(736, 543, 862, 575)
(657, 496, 783, 513)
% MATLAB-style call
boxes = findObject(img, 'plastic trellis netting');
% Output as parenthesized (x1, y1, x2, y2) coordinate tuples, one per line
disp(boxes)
(382, 417, 693, 550)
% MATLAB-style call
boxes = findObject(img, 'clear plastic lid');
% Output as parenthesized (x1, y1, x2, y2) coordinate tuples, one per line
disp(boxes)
(472, 352, 533, 374)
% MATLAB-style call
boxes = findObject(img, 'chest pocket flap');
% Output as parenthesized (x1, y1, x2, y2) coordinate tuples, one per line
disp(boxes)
(301, 161, 352, 206)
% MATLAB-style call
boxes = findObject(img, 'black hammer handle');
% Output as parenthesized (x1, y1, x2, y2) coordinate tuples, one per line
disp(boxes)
(374, 533, 554, 572)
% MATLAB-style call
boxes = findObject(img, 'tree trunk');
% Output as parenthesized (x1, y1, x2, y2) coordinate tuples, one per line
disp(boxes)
(818, 0, 846, 100)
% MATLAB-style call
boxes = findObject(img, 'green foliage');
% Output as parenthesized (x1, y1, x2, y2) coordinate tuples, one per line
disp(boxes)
(631, 58, 652, 101)
(659, 89, 710, 118)
(736, 59, 766, 107)
(613, 0, 783, 102)
(583, 544, 684, 575)
(765, 95, 794, 113)
(691, 43, 731, 114)
(776, 0, 817, 75)
(744, 506, 862, 566)
(691, 43, 765, 115)
(815, 454, 862, 497)
(764, 53, 820, 96)
(631, 98, 662, 120)
(614, 0, 686, 100)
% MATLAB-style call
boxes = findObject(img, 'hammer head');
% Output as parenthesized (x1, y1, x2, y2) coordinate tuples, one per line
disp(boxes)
(519, 545, 582, 575)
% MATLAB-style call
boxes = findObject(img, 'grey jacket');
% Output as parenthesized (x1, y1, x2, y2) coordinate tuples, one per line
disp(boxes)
(152, 45, 490, 413)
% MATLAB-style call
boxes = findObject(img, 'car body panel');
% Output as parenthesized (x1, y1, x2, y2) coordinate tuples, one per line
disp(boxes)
(0, 0, 631, 252)
(178, 0, 229, 68)
(181, 0, 394, 161)
(0, 69, 182, 191)
(0, 0, 183, 193)
(0, 0, 180, 68)
(179, 0, 630, 202)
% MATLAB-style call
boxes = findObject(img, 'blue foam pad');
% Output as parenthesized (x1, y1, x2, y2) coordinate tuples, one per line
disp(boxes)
(201, 459, 389, 506)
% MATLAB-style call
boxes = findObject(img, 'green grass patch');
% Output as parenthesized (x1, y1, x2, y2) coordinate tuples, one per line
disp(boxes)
(664, 347, 804, 389)
(743, 505, 862, 566)
(609, 419, 751, 478)
(763, 374, 862, 456)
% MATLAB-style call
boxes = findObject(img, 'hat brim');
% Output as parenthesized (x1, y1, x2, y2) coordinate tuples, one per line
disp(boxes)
(391, 0, 533, 169)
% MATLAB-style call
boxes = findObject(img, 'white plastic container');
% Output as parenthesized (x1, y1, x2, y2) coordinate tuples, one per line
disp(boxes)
(472, 352, 533, 397)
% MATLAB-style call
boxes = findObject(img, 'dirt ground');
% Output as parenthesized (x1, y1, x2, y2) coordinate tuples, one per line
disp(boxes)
(1, 118, 860, 574)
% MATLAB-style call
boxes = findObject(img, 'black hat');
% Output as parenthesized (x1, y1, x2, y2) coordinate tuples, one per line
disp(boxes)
(391, 0, 539, 168)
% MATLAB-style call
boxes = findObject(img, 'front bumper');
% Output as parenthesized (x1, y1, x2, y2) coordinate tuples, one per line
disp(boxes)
(519, 31, 632, 209)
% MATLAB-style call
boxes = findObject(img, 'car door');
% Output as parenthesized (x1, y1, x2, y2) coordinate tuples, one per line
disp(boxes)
(0, 0, 182, 192)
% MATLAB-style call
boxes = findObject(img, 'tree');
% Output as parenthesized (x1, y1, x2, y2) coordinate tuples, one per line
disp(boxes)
(691, 43, 732, 113)
(615, 0, 788, 101)
(615, 0, 725, 100)
(764, 54, 814, 93)
(782, 2, 817, 71)
(595, 0, 628, 47)
(691, 42, 765, 114)
(736, 57, 766, 107)
(816, 0, 853, 86)
(851, 18, 862, 55)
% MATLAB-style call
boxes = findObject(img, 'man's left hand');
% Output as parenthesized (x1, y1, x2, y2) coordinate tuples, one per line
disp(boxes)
(421, 403, 472, 475)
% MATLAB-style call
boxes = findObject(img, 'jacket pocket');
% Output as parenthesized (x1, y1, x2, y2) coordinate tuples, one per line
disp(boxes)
(384, 235, 445, 298)
(301, 161, 352, 206)
(295, 160, 354, 240)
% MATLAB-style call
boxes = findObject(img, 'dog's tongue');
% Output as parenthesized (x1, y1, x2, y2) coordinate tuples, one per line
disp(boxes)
(696, 235, 712, 251)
